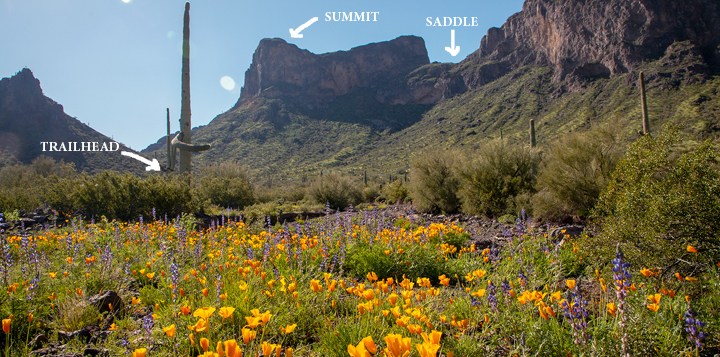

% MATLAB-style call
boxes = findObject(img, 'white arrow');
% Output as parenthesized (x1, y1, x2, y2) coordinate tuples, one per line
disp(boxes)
(121, 151, 161, 171)
(289, 17, 318, 38)
(445, 29, 460, 56)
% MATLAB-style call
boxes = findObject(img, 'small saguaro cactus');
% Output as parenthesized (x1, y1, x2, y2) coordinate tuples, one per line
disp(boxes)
(640, 71, 650, 135)
(530, 119, 536, 148)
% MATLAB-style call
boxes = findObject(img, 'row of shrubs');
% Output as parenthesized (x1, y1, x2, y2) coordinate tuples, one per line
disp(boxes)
(0, 159, 255, 221)
(304, 123, 624, 218)
(408, 124, 624, 218)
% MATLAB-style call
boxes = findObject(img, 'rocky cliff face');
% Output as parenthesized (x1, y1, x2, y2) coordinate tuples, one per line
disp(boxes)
(237, 36, 440, 107)
(443, 0, 720, 96)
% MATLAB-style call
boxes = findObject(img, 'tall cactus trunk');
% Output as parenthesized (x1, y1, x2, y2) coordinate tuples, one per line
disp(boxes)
(530, 119, 536, 148)
(640, 72, 650, 135)
(166, 108, 173, 171)
(179, 2, 192, 174)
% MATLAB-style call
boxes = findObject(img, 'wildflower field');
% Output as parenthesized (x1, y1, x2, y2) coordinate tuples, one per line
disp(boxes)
(0, 208, 718, 357)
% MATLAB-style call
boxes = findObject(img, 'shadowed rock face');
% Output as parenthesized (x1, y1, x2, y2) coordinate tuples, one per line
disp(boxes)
(445, 0, 720, 95)
(237, 36, 434, 107)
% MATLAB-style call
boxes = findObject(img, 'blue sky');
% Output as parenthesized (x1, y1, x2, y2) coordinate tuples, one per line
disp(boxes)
(1, 0, 524, 151)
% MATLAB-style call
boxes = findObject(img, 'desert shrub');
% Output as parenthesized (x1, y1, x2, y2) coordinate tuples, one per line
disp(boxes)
(457, 141, 538, 217)
(533, 126, 622, 217)
(29, 155, 76, 178)
(254, 180, 306, 204)
(362, 184, 381, 203)
(409, 149, 461, 214)
(308, 172, 362, 210)
(0, 157, 76, 212)
(585, 125, 720, 269)
(194, 162, 255, 209)
(59, 171, 197, 221)
(379, 179, 409, 204)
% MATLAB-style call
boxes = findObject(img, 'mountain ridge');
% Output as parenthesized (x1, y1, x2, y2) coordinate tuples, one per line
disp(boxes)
(0, 68, 144, 173)
(140, 0, 720, 179)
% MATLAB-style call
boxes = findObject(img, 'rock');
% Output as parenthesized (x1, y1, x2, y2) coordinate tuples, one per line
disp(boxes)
(57, 325, 103, 345)
(28, 334, 49, 350)
(88, 290, 125, 319)
(442, 0, 720, 97)
(549, 225, 585, 239)
(237, 36, 439, 107)
(18, 217, 36, 228)
(57, 330, 75, 343)
(82, 347, 108, 357)
(30, 347, 59, 356)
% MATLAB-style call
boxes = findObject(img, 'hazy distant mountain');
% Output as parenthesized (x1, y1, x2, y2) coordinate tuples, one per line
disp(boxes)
(0, 68, 142, 173)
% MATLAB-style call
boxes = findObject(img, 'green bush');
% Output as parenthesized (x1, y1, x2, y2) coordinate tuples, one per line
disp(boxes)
(343, 240, 461, 284)
(362, 184, 381, 203)
(50, 171, 198, 221)
(457, 141, 538, 217)
(195, 162, 255, 209)
(379, 179, 409, 204)
(586, 125, 720, 268)
(308, 172, 362, 210)
(409, 149, 461, 214)
(533, 126, 622, 217)
(255, 180, 306, 204)
(0, 156, 76, 212)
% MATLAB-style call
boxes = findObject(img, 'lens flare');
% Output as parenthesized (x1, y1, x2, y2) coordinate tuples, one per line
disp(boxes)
(121, 0, 131, 3)
(220, 76, 235, 91)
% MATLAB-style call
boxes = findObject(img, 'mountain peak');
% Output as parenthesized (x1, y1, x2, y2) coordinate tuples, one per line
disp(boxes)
(0, 68, 44, 104)
(237, 35, 431, 107)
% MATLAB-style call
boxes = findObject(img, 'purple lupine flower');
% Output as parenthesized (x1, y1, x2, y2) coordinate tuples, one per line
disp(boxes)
(685, 304, 707, 348)
(487, 280, 498, 312)
(142, 314, 154, 337)
(501, 280, 511, 296)
(215, 274, 222, 306)
(612, 246, 631, 357)
(26, 275, 39, 300)
(169, 260, 180, 299)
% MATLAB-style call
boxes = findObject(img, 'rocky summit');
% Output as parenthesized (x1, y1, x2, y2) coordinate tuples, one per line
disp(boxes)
(237, 35, 442, 108)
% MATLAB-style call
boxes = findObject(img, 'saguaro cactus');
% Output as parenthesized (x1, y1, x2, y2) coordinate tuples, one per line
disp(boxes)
(640, 72, 650, 135)
(178, 2, 192, 173)
(530, 119, 536, 148)
(172, 2, 209, 174)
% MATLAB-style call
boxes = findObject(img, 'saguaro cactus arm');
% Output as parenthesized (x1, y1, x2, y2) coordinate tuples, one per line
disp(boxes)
(171, 132, 210, 152)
